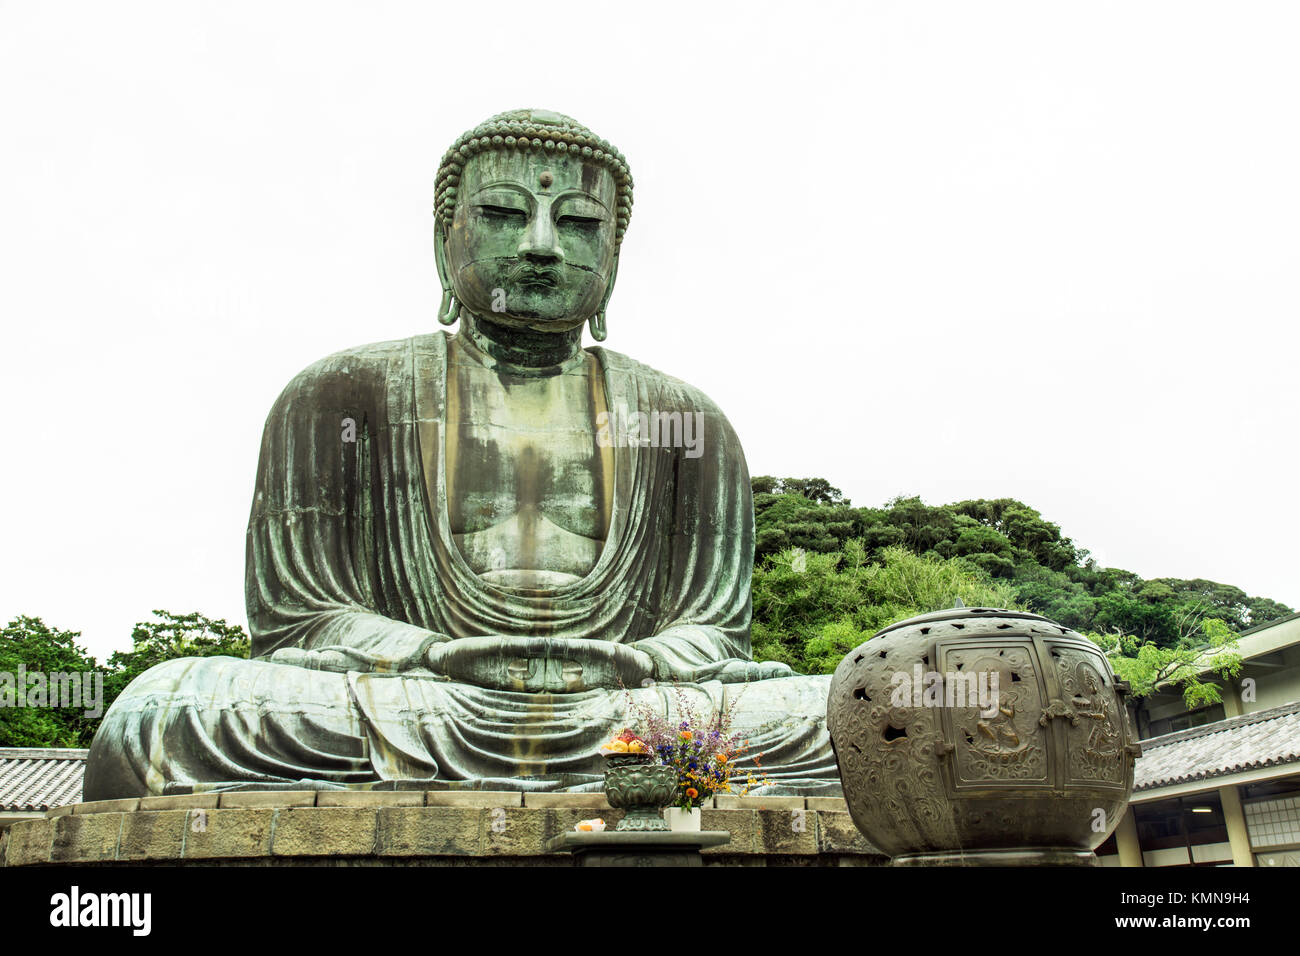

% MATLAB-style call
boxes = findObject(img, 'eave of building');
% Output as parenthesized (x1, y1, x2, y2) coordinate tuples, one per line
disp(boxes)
(1130, 700, 1300, 802)
(1131, 761, 1300, 803)
(1185, 611, 1300, 679)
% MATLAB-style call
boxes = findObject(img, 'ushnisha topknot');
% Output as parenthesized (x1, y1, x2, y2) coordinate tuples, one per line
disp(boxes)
(435, 108, 634, 244)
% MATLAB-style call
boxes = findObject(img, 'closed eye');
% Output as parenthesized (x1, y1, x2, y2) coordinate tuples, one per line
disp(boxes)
(478, 204, 527, 222)
(557, 215, 602, 228)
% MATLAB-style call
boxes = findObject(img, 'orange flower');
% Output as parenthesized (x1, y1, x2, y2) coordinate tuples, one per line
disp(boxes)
(685, 787, 698, 799)
(715, 754, 728, 764)
(679, 731, 692, 740)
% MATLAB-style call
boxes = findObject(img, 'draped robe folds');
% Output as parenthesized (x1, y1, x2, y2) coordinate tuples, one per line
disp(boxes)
(83, 333, 839, 798)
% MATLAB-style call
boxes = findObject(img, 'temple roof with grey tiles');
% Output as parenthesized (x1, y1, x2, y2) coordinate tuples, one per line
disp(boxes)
(0, 747, 87, 811)
(1134, 701, 1300, 792)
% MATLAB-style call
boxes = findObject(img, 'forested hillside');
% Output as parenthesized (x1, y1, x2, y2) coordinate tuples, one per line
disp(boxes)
(750, 476, 1292, 678)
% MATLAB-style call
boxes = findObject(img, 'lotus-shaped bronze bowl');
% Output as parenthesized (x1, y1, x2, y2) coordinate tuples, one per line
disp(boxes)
(603, 754, 678, 831)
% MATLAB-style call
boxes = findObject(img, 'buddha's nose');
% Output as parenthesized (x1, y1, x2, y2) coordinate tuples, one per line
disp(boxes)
(518, 213, 564, 264)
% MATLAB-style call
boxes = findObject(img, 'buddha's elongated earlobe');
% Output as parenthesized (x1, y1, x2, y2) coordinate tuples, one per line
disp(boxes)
(589, 252, 619, 342)
(433, 221, 460, 327)
(438, 289, 460, 326)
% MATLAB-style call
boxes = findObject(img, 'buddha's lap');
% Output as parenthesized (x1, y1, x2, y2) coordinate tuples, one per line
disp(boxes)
(103, 654, 833, 733)
(86, 657, 837, 798)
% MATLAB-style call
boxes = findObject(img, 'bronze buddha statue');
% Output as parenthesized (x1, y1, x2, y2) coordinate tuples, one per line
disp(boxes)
(84, 110, 839, 797)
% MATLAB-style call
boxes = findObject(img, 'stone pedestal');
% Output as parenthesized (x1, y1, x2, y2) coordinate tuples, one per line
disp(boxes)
(545, 830, 730, 866)
(0, 792, 884, 867)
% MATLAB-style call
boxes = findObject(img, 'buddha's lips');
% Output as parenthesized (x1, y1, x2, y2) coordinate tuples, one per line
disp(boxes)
(509, 264, 561, 289)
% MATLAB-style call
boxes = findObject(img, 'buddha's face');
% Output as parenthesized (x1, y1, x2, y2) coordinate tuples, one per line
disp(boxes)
(445, 149, 618, 331)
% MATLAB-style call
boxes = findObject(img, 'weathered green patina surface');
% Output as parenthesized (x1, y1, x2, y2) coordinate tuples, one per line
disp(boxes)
(83, 110, 839, 799)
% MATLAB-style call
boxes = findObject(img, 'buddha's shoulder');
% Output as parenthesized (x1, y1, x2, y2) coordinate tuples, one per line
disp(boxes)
(591, 347, 730, 417)
(275, 334, 444, 401)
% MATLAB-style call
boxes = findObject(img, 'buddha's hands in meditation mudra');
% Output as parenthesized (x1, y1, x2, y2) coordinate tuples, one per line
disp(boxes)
(269, 635, 651, 690)
(269, 634, 790, 691)
(428, 641, 794, 689)
(425, 636, 653, 692)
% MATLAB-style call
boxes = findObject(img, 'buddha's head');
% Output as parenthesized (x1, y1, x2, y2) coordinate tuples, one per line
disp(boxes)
(434, 109, 633, 340)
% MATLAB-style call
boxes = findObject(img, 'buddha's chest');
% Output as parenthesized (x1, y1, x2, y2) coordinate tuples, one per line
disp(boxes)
(443, 354, 614, 584)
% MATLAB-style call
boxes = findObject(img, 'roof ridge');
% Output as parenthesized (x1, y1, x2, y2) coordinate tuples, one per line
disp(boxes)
(1141, 700, 1300, 749)
(1134, 703, 1300, 792)
(0, 747, 89, 760)
(1135, 754, 1300, 792)
(1239, 609, 1300, 637)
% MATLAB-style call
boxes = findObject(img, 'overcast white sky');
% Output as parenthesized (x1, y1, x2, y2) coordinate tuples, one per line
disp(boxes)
(1, 1, 1297, 660)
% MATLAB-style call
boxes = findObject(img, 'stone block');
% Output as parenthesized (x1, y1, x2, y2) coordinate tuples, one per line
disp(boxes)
(316, 790, 424, 808)
(482, 806, 610, 856)
(3, 818, 53, 866)
(806, 796, 849, 812)
(273, 807, 378, 857)
(425, 790, 522, 809)
(117, 810, 187, 861)
(182, 808, 275, 860)
(522, 792, 610, 809)
(481, 806, 554, 856)
(376, 806, 482, 856)
(701, 808, 755, 854)
(51, 812, 123, 863)
(218, 790, 316, 809)
(72, 797, 140, 815)
(757, 807, 819, 855)
(45, 803, 74, 819)
(717, 794, 805, 810)
(816, 810, 882, 856)
(546, 807, 624, 834)
(139, 794, 220, 812)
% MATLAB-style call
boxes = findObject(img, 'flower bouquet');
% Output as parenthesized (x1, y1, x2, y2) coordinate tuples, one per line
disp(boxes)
(624, 685, 767, 815)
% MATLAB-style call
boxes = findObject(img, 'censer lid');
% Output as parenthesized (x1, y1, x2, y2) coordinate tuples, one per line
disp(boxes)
(872, 607, 1066, 640)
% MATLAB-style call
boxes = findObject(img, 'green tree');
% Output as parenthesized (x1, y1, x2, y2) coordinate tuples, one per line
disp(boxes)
(1246, 597, 1293, 629)
(0, 617, 102, 747)
(753, 490, 860, 558)
(1, 611, 250, 749)
(752, 543, 1019, 674)
(1085, 618, 1242, 708)
(951, 517, 1017, 577)
(880, 495, 956, 555)
(751, 476, 847, 505)
(1011, 562, 1098, 631)
(103, 610, 249, 706)
(1092, 590, 1176, 645)
(951, 499, 1080, 571)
